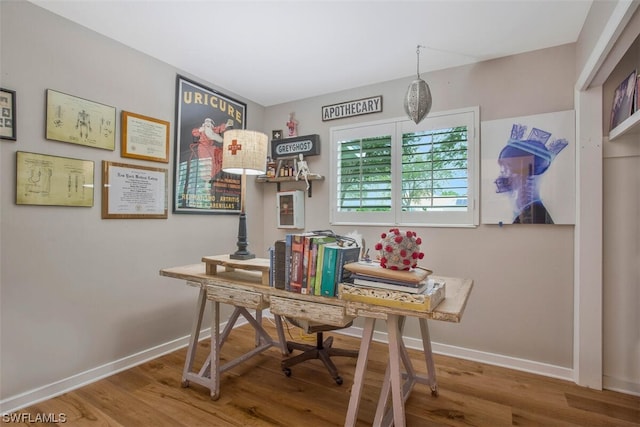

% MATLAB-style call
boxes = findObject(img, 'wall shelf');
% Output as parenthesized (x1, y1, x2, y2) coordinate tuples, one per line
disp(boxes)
(609, 109, 640, 141)
(256, 174, 324, 197)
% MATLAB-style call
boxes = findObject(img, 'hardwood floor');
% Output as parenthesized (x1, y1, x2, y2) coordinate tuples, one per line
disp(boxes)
(10, 321, 640, 426)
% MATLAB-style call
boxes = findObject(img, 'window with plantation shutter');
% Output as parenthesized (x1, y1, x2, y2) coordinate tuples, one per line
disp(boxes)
(330, 107, 479, 227)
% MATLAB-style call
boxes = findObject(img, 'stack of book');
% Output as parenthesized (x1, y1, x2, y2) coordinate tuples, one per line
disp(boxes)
(269, 232, 361, 298)
(338, 261, 445, 312)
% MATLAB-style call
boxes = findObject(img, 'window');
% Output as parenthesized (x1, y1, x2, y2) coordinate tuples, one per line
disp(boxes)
(330, 107, 479, 227)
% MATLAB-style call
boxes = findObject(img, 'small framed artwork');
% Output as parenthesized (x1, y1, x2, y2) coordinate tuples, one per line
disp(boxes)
(272, 129, 283, 140)
(121, 111, 170, 163)
(610, 69, 637, 130)
(277, 190, 304, 229)
(0, 88, 16, 141)
(45, 89, 116, 150)
(16, 151, 94, 207)
(102, 161, 168, 219)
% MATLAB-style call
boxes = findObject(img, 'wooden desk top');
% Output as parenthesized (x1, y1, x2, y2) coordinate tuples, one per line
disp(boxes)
(160, 263, 473, 323)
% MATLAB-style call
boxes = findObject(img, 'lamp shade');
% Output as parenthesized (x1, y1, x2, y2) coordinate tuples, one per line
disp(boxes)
(404, 78, 432, 124)
(222, 130, 268, 175)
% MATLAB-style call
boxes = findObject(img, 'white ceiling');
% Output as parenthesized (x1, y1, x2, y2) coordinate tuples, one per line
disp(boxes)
(29, 0, 593, 106)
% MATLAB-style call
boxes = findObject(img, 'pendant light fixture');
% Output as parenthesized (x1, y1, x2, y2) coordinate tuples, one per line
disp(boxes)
(404, 45, 432, 124)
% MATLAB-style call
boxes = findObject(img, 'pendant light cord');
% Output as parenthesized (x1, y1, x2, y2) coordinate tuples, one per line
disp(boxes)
(416, 45, 426, 78)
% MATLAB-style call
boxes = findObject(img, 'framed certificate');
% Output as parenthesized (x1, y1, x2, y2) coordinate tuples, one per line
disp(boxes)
(121, 111, 170, 163)
(102, 161, 168, 219)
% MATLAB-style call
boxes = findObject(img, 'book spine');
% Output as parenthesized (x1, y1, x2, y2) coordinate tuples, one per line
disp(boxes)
(306, 238, 319, 295)
(284, 234, 293, 291)
(314, 243, 326, 295)
(268, 246, 275, 287)
(300, 235, 314, 294)
(320, 246, 338, 297)
(274, 240, 286, 290)
(289, 234, 305, 293)
(352, 277, 426, 294)
(336, 247, 361, 287)
(351, 273, 423, 287)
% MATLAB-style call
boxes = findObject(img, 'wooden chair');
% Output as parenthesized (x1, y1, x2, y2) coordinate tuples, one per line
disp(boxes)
(281, 318, 359, 385)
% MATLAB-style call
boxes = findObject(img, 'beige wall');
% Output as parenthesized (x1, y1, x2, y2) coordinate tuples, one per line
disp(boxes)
(0, 1, 266, 403)
(261, 44, 577, 368)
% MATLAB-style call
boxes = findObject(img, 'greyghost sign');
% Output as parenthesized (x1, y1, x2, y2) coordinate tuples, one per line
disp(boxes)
(271, 134, 320, 159)
(321, 95, 383, 121)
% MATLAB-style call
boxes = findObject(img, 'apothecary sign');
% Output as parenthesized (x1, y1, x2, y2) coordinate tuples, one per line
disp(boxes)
(272, 134, 320, 159)
(321, 95, 383, 121)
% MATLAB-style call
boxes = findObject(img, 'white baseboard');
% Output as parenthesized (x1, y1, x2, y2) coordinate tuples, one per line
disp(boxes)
(337, 324, 575, 381)
(3, 313, 637, 415)
(0, 327, 208, 415)
(603, 375, 640, 397)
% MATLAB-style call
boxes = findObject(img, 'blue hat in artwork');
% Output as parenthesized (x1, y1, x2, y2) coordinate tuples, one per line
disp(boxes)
(498, 124, 568, 176)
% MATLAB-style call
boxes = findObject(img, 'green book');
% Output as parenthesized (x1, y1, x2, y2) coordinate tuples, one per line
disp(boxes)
(314, 243, 327, 296)
(307, 236, 335, 295)
(320, 244, 340, 297)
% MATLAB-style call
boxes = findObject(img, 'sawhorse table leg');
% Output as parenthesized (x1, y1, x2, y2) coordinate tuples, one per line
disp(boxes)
(181, 286, 207, 388)
(344, 317, 376, 427)
(345, 315, 439, 427)
(209, 303, 289, 400)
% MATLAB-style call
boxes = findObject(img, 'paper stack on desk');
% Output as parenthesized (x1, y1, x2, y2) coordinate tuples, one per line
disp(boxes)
(339, 262, 445, 312)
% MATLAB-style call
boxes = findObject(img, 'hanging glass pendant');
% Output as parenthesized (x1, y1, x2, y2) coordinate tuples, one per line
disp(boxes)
(404, 45, 432, 124)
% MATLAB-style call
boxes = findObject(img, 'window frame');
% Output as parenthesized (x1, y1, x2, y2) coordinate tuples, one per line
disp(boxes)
(329, 106, 479, 227)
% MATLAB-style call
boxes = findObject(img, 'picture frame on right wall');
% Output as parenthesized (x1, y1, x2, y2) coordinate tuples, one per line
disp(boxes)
(481, 110, 576, 225)
(610, 69, 637, 130)
(0, 88, 16, 141)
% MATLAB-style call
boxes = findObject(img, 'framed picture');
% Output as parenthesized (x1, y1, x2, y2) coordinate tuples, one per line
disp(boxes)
(610, 70, 637, 130)
(121, 111, 170, 163)
(101, 161, 168, 219)
(481, 110, 575, 225)
(16, 151, 94, 207)
(45, 89, 116, 150)
(174, 75, 247, 214)
(0, 88, 16, 141)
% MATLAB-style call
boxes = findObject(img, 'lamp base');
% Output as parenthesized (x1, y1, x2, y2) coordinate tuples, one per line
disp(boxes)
(229, 212, 255, 260)
(229, 252, 256, 260)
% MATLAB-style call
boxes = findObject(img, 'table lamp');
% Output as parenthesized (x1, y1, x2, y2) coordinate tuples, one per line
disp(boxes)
(222, 129, 268, 260)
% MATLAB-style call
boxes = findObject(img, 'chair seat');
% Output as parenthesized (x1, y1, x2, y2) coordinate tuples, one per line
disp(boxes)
(286, 316, 354, 334)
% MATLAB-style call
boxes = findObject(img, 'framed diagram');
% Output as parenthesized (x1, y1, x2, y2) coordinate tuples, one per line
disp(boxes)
(16, 151, 94, 207)
(0, 88, 16, 141)
(121, 111, 170, 163)
(45, 89, 116, 150)
(173, 75, 246, 214)
(102, 161, 168, 219)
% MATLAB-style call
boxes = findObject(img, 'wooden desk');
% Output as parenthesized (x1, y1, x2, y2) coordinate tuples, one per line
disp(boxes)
(160, 258, 473, 427)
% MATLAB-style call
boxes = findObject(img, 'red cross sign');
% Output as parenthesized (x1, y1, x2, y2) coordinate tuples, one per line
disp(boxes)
(227, 139, 242, 155)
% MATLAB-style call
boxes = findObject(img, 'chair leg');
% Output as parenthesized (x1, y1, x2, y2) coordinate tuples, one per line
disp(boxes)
(281, 332, 358, 385)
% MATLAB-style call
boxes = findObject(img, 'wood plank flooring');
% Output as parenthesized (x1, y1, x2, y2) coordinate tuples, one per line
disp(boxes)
(9, 320, 640, 426)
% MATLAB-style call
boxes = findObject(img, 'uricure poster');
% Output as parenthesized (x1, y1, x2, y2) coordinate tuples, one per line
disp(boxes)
(173, 75, 246, 214)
